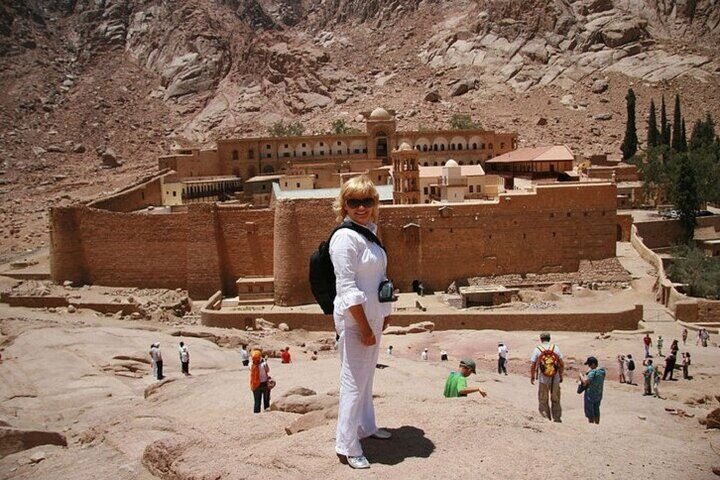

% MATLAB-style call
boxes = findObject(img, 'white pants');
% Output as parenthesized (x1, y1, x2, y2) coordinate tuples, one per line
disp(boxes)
(335, 320, 382, 457)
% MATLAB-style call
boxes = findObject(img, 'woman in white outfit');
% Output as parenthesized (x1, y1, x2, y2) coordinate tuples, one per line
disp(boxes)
(330, 175, 392, 469)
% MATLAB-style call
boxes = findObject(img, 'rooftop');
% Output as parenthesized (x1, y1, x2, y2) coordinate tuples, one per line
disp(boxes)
(272, 183, 394, 201)
(486, 145, 574, 164)
(419, 164, 486, 178)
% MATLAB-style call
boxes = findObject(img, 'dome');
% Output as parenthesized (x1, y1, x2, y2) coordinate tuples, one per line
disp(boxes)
(445, 159, 459, 168)
(398, 142, 413, 151)
(369, 107, 392, 120)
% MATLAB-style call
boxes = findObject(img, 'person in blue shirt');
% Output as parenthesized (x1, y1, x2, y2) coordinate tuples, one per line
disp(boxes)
(578, 356, 606, 424)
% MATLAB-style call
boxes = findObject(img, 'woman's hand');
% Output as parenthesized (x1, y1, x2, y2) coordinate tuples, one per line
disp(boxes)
(360, 329, 376, 346)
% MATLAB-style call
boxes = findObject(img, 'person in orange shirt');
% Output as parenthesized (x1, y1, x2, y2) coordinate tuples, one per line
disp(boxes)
(281, 347, 291, 364)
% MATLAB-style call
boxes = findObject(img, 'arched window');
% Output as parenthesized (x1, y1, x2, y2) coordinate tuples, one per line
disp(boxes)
(458, 144, 463, 150)
(472, 143, 477, 150)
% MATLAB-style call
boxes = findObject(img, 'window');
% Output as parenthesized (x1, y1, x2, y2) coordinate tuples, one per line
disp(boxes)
(173, 191, 177, 197)
(472, 143, 477, 150)
(319, 150, 324, 155)
(283, 152, 290, 157)
(424, 187, 429, 194)
(363, 148, 367, 153)
(320, 142, 324, 146)
(302, 152, 306, 156)
(469, 185, 474, 193)
(354, 149, 360, 154)
(489, 143, 493, 149)
(337, 141, 342, 146)
(458, 144, 463, 150)
(266, 144, 271, 149)
(337, 149, 342, 154)
(266, 153, 272, 158)
(501, 142, 505, 149)
(248, 149, 254, 159)
(302, 143, 306, 147)
(296, 183, 300, 188)
(232, 150, 239, 160)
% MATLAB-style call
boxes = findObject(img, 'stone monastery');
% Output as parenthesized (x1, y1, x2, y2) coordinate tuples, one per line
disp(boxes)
(50, 108, 620, 309)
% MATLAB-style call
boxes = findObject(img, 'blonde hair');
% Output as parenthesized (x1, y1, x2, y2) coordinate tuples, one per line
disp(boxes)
(333, 174, 380, 223)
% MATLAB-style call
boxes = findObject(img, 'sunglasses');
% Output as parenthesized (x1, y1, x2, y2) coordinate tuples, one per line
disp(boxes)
(346, 197, 375, 209)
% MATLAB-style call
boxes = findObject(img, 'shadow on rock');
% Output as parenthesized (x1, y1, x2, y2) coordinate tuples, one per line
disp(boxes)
(361, 426, 434, 465)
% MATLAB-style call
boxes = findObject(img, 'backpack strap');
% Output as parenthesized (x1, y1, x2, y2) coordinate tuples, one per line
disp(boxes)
(330, 221, 386, 251)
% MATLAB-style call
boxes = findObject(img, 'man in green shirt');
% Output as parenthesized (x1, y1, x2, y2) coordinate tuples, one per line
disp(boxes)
(444, 358, 488, 398)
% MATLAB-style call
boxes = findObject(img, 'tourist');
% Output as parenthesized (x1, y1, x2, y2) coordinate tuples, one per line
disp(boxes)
(701, 328, 710, 347)
(662, 352, 676, 381)
(682, 352, 692, 380)
(149, 343, 157, 378)
(498, 343, 509, 375)
(530, 332, 564, 423)
(656, 335, 664, 357)
(578, 356, 606, 424)
(178, 341, 190, 375)
(329, 175, 393, 470)
(696, 328, 704, 346)
(670, 339, 679, 357)
(616, 354, 626, 383)
(682, 328, 688, 346)
(417, 282, 425, 297)
(625, 354, 636, 385)
(443, 358, 487, 398)
(150, 343, 164, 380)
(240, 344, 250, 367)
(281, 347, 291, 364)
(250, 349, 271, 413)
(421, 348, 428, 361)
(653, 364, 662, 398)
(643, 334, 652, 358)
(387, 345, 393, 355)
(440, 350, 448, 361)
(642, 359, 654, 395)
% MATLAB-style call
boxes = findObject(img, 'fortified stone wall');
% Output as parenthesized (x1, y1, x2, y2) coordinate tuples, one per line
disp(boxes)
(50, 204, 275, 299)
(88, 171, 170, 212)
(274, 183, 617, 306)
(635, 216, 720, 249)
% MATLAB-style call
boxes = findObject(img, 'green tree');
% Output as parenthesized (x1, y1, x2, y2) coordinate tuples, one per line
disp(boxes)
(668, 245, 720, 299)
(689, 113, 717, 150)
(672, 94, 683, 151)
(268, 120, 305, 137)
(672, 154, 699, 242)
(621, 88, 638, 160)
(660, 95, 670, 146)
(330, 119, 360, 134)
(647, 99, 660, 147)
(450, 114, 481, 130)
(680, 118, 688, 152)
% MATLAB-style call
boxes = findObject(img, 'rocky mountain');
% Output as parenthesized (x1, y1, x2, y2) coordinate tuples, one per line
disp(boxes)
(0, 0, 719, 262)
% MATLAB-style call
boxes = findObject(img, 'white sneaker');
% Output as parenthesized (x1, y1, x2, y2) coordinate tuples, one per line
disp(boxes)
(347, 455, 370, 469)
(370, 428, 392, 439)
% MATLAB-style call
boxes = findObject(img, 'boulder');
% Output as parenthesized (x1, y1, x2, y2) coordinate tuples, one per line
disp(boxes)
(424, 90, 440, 102)
(594, 113, 613, 121)
(406, 321, 435, 333)
(278, 322, 290, 332)
(46, 145, 65, 153)
(591, 79, 609, 93)
(450, 80, 473, 97)
(72, 143, 86, 153)
(270, 393, 338, 414)
(536, 117, 548, 126)
(101, 148, 120, 168)
(706, 407, 720, 429)
(283, 387, 316, 397)
(29, 451, 46, 463)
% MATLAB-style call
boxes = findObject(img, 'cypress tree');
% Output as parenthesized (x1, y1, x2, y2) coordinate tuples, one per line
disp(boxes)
(621, 88, 638, 161)
(690, 113, 716, 151)
(674, 155, 698, 242)
(660, 95, 670, 146)
(680, 118, 688, 152)
(647, 99, 660, 147)
(672, 94, 683, 151)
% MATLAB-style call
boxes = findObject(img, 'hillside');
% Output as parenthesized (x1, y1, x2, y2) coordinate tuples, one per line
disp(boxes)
(1, 0, 720, 262)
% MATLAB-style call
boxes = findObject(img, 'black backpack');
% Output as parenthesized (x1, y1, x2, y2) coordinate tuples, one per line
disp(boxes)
(627, 359, 635, 371)
(309, 222, 385, 314)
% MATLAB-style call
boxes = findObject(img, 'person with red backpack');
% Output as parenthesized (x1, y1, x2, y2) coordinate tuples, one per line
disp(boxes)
(530, 332, 564, 423)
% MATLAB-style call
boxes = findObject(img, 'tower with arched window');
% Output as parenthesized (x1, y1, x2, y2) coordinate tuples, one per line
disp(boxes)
(392, 143, 420, 205)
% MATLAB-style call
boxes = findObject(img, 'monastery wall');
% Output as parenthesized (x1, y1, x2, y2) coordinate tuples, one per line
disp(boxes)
(274, 183, 617, 306)
(635, 216, 720, 249)
(88, 171, 168, 212)
(50, 204, 274, 299)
